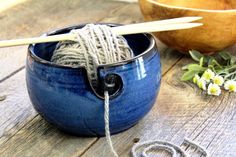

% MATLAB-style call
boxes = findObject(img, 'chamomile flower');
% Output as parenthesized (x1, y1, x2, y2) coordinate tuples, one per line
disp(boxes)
(197, 78, 206, 90)
(213, 75, 224, 86)
(207, 83, 221, 96)
(193, 74, 200, 84)
(202, 69, 215, 82)
(224, 80, 236, 92)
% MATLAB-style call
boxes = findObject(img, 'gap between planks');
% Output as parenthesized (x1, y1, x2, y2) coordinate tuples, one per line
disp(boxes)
(0, 1, 129, 151)
(0, 2, 184, 157)
(0, 0, 133, 154)
(0, 66, 25, 83)
(74, 138, 100, 157)
(80, 55, 236, 157)
(0, 2, 144, 156)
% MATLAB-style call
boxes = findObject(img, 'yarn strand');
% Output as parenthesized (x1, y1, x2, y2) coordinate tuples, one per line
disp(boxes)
(131, 140, 188, 157)
(104, 91, 119, 157)
(131, 138, 209, 157)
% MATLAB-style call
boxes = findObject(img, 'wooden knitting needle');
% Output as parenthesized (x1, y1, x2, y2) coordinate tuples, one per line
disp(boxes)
(112, 16, 202, 32)
(0, 17, 203, 48)
(112, 23, 202, 35)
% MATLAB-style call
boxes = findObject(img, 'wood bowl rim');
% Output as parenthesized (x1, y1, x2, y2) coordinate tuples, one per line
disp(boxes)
(147, 0, 236, 13)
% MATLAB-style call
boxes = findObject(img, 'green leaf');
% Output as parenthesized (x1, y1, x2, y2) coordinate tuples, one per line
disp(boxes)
(230, 56, 236, 65)
(189, 50, 204, 62)
(207, 57, 223, 69)
(199, 57, 204, 67)
(182, 64, 190, 70)
(212, 59, 222, 68)
(182, 63, 206, 71)
(219, 51, 231, 60)
(208, 57, 214, 67)
(181, 70, 199, 81)
(188, 64, 206, 71)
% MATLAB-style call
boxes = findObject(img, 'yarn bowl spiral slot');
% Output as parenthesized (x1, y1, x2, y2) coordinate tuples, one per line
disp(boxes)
(26, 24, 161, 136)
(139, 0, 236, 55)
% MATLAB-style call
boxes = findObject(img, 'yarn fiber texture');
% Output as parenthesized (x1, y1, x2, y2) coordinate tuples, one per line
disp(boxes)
(51, 24, 133, 86)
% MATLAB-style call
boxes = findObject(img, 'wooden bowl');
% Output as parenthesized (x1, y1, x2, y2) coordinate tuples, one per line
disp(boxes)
(139, 0, 236, 55)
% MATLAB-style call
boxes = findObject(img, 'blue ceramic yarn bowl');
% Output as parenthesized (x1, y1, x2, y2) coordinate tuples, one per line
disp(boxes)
(26, 24, 161, 136)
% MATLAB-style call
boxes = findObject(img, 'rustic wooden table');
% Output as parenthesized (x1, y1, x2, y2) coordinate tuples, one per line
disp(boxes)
(0, 0, 235, 157)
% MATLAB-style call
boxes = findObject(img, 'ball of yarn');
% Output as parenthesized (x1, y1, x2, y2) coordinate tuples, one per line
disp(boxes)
(50, 24, 134, 157)
(51, 24, 134, 85)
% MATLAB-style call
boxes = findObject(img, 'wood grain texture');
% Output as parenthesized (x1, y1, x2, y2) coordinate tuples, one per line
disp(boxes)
(0, 114, 98, 157)
(0, 46, 27, 82)
(0, 0, 135, 156)
(81, 55, 236, 157)
(0, 1, 183, 157)
(0, 0, 125, 151)
(139, 0, 236, 54)
(3, 0, 234, 156)
(0, 70, 36, 145)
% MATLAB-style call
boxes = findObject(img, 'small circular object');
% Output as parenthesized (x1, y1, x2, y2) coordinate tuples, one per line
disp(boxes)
(0, 95, 6, 101)
(133, 138, 140, 143)
(104, 73, 123, 98)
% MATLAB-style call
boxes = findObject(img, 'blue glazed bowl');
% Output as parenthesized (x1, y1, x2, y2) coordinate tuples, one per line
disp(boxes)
(26, 24, 161, 136)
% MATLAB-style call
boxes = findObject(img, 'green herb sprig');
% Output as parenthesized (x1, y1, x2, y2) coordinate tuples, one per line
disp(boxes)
(181, 50, 236, 96)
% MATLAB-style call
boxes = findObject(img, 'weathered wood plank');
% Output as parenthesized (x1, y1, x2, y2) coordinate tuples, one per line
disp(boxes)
(0, 0, 125, 148)
(156, 57, 236, 157)
(0, 0, 125, 39)
(0, 0, 124, 80)
(0, 0, 129, 155)
(0, 70, 36, 145)
(0, 1, 185, 157)
(0, 3, 183, 157)
(0, 46, 26, 82)
(81, 55, 236, 157)
(0, 1, 134, 143)
(0, 2, 181, 157)
(0, 115, 98, 157)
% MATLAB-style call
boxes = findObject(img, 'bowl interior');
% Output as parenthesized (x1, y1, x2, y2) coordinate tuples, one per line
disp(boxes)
(32, 25, 151, 63)
(157, 0, 236, 10)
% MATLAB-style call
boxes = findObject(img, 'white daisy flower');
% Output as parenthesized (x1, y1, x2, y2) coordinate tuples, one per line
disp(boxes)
(207, 83, 221, 96)
(202, 69, 215, 82)
(224, 80, 236, 92)
(197, 78, 207, 90)
(213, 75, 224, 86)
(193, 74, 200, 84)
